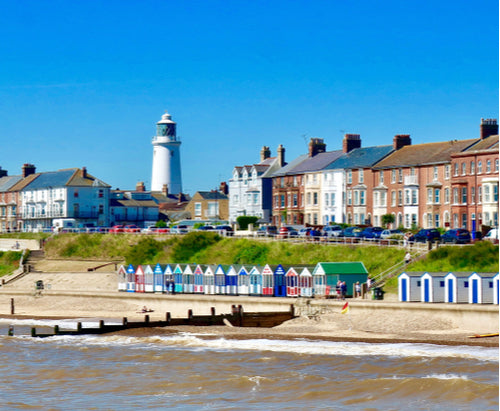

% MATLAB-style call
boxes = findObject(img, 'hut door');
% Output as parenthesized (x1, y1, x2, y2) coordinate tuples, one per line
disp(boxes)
(424, 278, 430, 302)
(472, 279, 478, 303)
(447, 279, 454, 302)
(401, 278, 407, 301)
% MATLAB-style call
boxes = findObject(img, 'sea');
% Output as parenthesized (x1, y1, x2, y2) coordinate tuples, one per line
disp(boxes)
(0, 318, 498, 410)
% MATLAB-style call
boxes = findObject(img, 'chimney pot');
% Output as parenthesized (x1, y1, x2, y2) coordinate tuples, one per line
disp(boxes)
(22, 163, 36, 178)
(308, 138, 326, 157)
(480, 118, 498, 139)
(343, 134, 361, 153)
(277, 144, 286, 167)
(393, 134, 412, 150)
(260, 146, 271, 162)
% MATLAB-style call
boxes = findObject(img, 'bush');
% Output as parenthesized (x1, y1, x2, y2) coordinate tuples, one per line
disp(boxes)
(236, 216, 259, 230)
(171, 232, 221, 262)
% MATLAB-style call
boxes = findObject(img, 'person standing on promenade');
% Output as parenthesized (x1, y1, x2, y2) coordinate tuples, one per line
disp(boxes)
(341, 281, 347, 300)
(355, 281, 361, 298)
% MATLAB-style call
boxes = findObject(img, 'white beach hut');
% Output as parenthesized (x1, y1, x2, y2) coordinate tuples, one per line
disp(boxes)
(144, 265, 155, 293)
(443, 272, 471, 303)
(299, 267, 313, 297)
(203, 265, 216, 295)
(249, 266, 262, 296)
(493, 273, 499, 305)
(398, 272, 424, 302)
(237, 266, 250, 296)
(182, 264, 194, 294)
(117, 265, 127, 291)
(468, 272, 497, 304)
(312, 265, 326, 297)
(420, 272, 446, 303)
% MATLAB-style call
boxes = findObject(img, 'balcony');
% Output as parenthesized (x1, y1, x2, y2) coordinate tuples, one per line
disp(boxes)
(404, 175, 418, 186)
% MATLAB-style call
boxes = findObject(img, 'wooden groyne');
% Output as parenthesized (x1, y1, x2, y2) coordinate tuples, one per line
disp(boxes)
(17, 305, 296, 338)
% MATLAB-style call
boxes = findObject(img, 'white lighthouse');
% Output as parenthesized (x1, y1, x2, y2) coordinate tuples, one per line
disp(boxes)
(151, 111, 183, 194)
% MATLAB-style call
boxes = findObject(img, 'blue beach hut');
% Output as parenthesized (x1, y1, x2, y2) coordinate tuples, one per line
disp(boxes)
(153, 264, 166, 293)
(117, 265, 127, 291)
(215, 265, 228, 295)
(173, 264, 184, 294)
(163, 264, 174, 293)
(249, 266, 262, 296)
(237, 266, 250, 295)
(226, 265, 239, 295)
(273, 264, 287, 297)
(193, 264, 205, 294)
(126, 264, 136, 292)
(144, 265, 155, 293)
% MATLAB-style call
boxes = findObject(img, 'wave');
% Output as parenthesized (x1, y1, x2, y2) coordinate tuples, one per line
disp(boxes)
(29, 332, 499, 362)
(0, 318, 122, 329)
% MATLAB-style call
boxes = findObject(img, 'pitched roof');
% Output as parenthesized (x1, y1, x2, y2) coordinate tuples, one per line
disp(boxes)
(195, 191, 229, 200)
(373, 139, 477, 169)
(18, 168, 110, 190)
(326, 145, 394, 170)
(315, 262, 368, 275)
(271, 154, 309, 177)
(0, 175, 23, 192)
(460, 135, 499, 152)
(287, 150, 344, 174)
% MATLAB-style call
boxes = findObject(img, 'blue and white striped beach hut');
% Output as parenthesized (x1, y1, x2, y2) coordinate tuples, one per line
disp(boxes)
(182, 264, 194, 294)
(126, 264, 136, 292)
(468, 272, 497, 304)
(163, 264, 174, 293)
(249, 266, 262, 296)
(193, 264, 205, 294)
(398, 272, 423, 302)
(144, 265, 155, 293)
(420, 272, 446, 303)
(117, 265, 127, 291)
(225, 265, 239, 295)
(153, 264, 166, 293)
(443, 272, 471, 303)
(299, 267, 313, 297)
(204, 265, 216, 295)
(237, 266, 250, 295)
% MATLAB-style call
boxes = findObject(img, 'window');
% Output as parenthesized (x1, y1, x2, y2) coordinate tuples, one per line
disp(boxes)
(478, 186, 482, 203)
(454, 163, 459, 176)
(398, 190, 403, 206)
(354, 191, 359, 205)
(398, 169, 403, 183)
(391, 191, 396, 206)
(434, 189, 440, 204)
(445, 165, 450, 179)
(275, 196, 279, 208)
(347, 170, 352, 184)
(433, 166, 438, 180)
(98, 189, 104, 198)
(306, 192, 311, 205)
(360, 191, 365, 205)
(195, 202, 202, 216)
(440, 281, 445, 287)
(374, 192, 379, 207)
(331, 193, 335, 206)
(471, 187, 475, 203)
(391, 169, 396, 183)
(405, 189, 410, 205)
(484, 185, 490, 202)
(379, 171, 384, 184)
(293, 176, 297, 187)
(74, 190, 79, 198)
(453, 188, 458, 204)
(98, 204, 104, 214)
(461, 187, 467, 203)
(412, 189, 418, 204)
(478, 161, 482, 173)
(486, 160, 491, 173)
(462, 213, 467, 229)
(359, 169, 364, 183)
(280, 195, 285, 208)
(470, 161, 475, 174)
(293, 193, 298, 207)
(461, 163, 466, 175)
(444, 187, 450, 203)
(347, 190, 352, 205)
(494, 185, 498, 202)
(313, 192, 318, 206)
(381, 191, 386, 206)
(427, 188, 432, 203)
(496, 159, 499, 172)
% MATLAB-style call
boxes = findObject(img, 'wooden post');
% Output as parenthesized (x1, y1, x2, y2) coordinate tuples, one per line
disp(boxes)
(8, 325, 13, 336)
(99, 320, 104, 329)
(188, 309, 193, 320)
(31, 327, 36, 337)
(145, 314, 150, 323)
(166, 312, 171, 325)
(290, 304, 295, 317)
(123, 317, 128, 327)
(54, 325, 59, 335)
(77, 322, 82, 332)
(211, 307, 216, 316)
(10, 298, 14, 315)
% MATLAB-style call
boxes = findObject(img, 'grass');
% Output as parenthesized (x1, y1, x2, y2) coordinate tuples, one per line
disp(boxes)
(0, 251, 23, 277)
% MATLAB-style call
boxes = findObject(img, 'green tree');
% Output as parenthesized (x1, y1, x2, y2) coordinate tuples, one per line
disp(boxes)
(236, 216, 259, 230)
(381, 214, 395, 228)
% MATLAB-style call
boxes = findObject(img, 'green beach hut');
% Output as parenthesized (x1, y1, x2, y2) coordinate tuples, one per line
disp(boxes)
(313, 262, 368, 298)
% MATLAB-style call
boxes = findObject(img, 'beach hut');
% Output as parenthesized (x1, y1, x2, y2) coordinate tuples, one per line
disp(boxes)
(273, 264, 287, 297)
(225, 265, 239, 295)
(468, 272, 497, 304)
(299, 267, 313, 297)
(285, 267, 299, 297)
(398, 272, 423, 302)
(313, 262, 368, 298)
(144, 265, 155, 293)
(126, 264, 136, 292)
(152, 264, 166, 293)
(203, 265, 216, 295)
(135, 265, 145, 293)
(237, 266, 250, 295)
(443, 272, 471, 303)
(182, 264, 194, 294)
(215, 265, 228, 294)
(249, 266, 263, 296)
(312, 267, 326, 297)
(261, 264, 274, 296)
(117, 265, 127, 291)
(193, 264, 205, 294)
(173, 264, 184, 294)
(163, 264, 174, 293)
(494, 273, 499, 305)
(420, 272, 446, 303)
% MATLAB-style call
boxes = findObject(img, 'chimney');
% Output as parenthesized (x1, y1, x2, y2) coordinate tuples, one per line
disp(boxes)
(162, 184, 168, 196)
(82, 167, 88, 178)
(22, 163, 36, 178)
(343, 134, 361, 153)
(393, 134, 412, 150)
(178, 192, 184, 204)
(136, 181, 146, 192)
(480, 118, 498, 139)
(308, 138, 326, 157)
(219, 181, 228, 194)
(260, 146, 271, 162)
(277, 144, 286, 167)
(0, 167, 7, 178)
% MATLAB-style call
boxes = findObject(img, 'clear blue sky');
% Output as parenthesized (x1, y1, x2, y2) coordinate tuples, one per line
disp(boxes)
(1, 0, 498, 194)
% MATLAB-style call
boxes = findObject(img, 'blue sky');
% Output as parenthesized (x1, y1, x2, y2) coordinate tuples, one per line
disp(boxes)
(0, 0, 498, 194)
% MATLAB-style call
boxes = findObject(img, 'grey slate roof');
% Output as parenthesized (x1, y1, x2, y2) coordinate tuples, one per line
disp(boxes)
(0, 175, 23, 192)
(286, 150, 344, 174)
(197, 191, 229, 200)
(326, 145, 394, 170)
(271, 154, 309, 177)
(22, 169, 77, 190)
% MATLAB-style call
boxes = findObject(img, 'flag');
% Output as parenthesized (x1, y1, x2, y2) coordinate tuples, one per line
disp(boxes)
(341, 302, 349, 314)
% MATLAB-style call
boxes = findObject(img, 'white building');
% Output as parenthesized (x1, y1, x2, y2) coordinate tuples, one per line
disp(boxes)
(229, 146, 283, 224)
(20, 167, 110, 231)
(151, 111, 183, 194)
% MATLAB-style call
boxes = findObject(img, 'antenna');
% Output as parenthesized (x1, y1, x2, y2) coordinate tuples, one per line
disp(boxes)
(301, 133, 308, 145)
